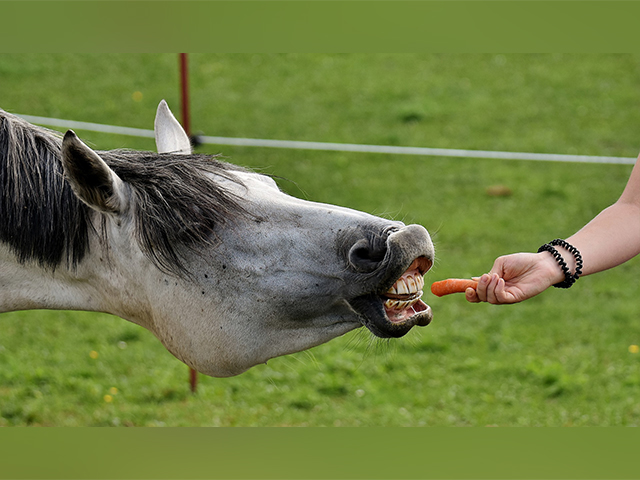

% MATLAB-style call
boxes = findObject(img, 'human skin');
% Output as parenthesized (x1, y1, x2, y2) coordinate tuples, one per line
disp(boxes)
(467, 156, 640, 305)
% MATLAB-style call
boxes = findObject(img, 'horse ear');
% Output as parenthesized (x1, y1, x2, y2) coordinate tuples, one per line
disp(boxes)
(154, 99, 192, 155)
(61, 130, 127, 215)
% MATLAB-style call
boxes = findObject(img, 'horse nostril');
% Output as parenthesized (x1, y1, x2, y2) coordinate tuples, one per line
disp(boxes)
(348, 238, 388, 273)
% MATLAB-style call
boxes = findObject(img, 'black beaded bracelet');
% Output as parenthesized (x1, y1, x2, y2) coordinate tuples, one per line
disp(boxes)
(550, 239, 583, 278)
(537, 239, 583, 289)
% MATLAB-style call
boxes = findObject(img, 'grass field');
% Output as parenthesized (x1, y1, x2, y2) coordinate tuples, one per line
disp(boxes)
(2, 54, 640, 426)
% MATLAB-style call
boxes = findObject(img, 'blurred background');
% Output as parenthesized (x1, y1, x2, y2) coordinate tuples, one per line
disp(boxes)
(1, 53, 640, 426)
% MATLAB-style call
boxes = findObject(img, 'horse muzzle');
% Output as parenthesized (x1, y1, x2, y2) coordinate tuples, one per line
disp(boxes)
(345, 224, 435, 338)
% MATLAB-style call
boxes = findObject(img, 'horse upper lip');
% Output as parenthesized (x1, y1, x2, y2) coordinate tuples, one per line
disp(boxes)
(374, 226, 434, 292)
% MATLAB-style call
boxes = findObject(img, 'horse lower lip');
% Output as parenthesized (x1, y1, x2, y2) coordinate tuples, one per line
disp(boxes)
(383, 298, 431, 324)
(349, 291, 433, 336)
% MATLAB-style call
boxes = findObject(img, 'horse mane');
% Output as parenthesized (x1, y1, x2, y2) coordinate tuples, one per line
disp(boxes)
(0, 109, 247, 276)
(101, 150, 249, 276)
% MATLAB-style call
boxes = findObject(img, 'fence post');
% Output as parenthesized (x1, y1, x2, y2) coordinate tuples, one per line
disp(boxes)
(179, 53, 198, 395)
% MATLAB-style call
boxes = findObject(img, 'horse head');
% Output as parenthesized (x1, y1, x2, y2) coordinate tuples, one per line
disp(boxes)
(0, 103, 434, 377)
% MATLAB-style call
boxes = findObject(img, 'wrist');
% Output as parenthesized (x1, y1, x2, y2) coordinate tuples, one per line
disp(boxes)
(554, 244, 577, 272)
(537, 239, 583, 289)
(538, 251, 567, 286)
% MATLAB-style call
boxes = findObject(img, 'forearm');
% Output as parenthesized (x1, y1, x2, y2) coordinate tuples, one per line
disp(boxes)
(564, 200, 640, 277)
(473, 198, 640, 304)
(470, 160, 640, 304)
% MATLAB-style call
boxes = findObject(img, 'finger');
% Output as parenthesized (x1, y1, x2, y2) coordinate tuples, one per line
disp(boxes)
(496, 278, 524, 304)
(494, 277, 510, 304)
(475, 273, 490, 302)
(465, 287, 480, 303)
(486, 273, 502, 305)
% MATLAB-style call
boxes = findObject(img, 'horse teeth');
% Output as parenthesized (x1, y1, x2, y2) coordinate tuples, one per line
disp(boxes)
(405, 298, 420, 310)
(384, 299, 398, 310)
(397, 278, 409, 295)
(406, 275, 417, 292)
(384, 296, 422, 312)
(386, 273, 425, 298)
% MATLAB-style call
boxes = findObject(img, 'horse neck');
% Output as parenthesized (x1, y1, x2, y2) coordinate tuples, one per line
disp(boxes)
(0, 241, 150, 322)
(0, 243, 94, 313)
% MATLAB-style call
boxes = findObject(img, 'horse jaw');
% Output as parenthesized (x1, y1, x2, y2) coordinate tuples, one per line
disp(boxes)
(141, 274, 362, 378)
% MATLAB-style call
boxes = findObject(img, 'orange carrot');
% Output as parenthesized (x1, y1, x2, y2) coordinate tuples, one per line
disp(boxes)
(430, 279, 479, 297)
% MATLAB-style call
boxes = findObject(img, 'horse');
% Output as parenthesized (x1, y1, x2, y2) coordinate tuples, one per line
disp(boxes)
(0, 101, 435, 378)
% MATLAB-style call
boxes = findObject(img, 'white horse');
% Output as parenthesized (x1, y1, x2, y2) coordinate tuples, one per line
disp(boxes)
(0, 102, 434, 377)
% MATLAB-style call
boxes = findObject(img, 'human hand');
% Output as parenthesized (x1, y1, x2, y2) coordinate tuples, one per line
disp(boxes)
(465, 252, 561, 304)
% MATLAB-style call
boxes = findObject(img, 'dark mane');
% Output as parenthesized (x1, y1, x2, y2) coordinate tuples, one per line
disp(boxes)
(0, 110, 90, 269)
(102, 150, 248, 275)
(0, 109, 247, 275)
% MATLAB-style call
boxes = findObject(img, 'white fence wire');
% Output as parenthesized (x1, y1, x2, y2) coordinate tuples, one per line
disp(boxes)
(16, 113, 637, 166)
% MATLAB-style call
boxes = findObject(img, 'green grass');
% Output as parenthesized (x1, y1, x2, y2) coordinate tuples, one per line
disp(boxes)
(2, 54, 640, 426)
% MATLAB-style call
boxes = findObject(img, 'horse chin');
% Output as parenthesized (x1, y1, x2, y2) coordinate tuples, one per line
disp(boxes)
(348, 294, 432, 338)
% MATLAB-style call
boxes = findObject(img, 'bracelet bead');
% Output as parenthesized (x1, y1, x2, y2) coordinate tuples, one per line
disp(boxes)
(550, 239, 583, 279)
(537, 239, 583, 289)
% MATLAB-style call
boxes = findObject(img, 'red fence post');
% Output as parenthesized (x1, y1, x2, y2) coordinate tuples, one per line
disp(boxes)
(179, 53, 191, 138)
(179, 53, 198, 394)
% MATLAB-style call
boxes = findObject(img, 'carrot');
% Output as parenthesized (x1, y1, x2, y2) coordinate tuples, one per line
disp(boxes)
(430, 279, 479, 297)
